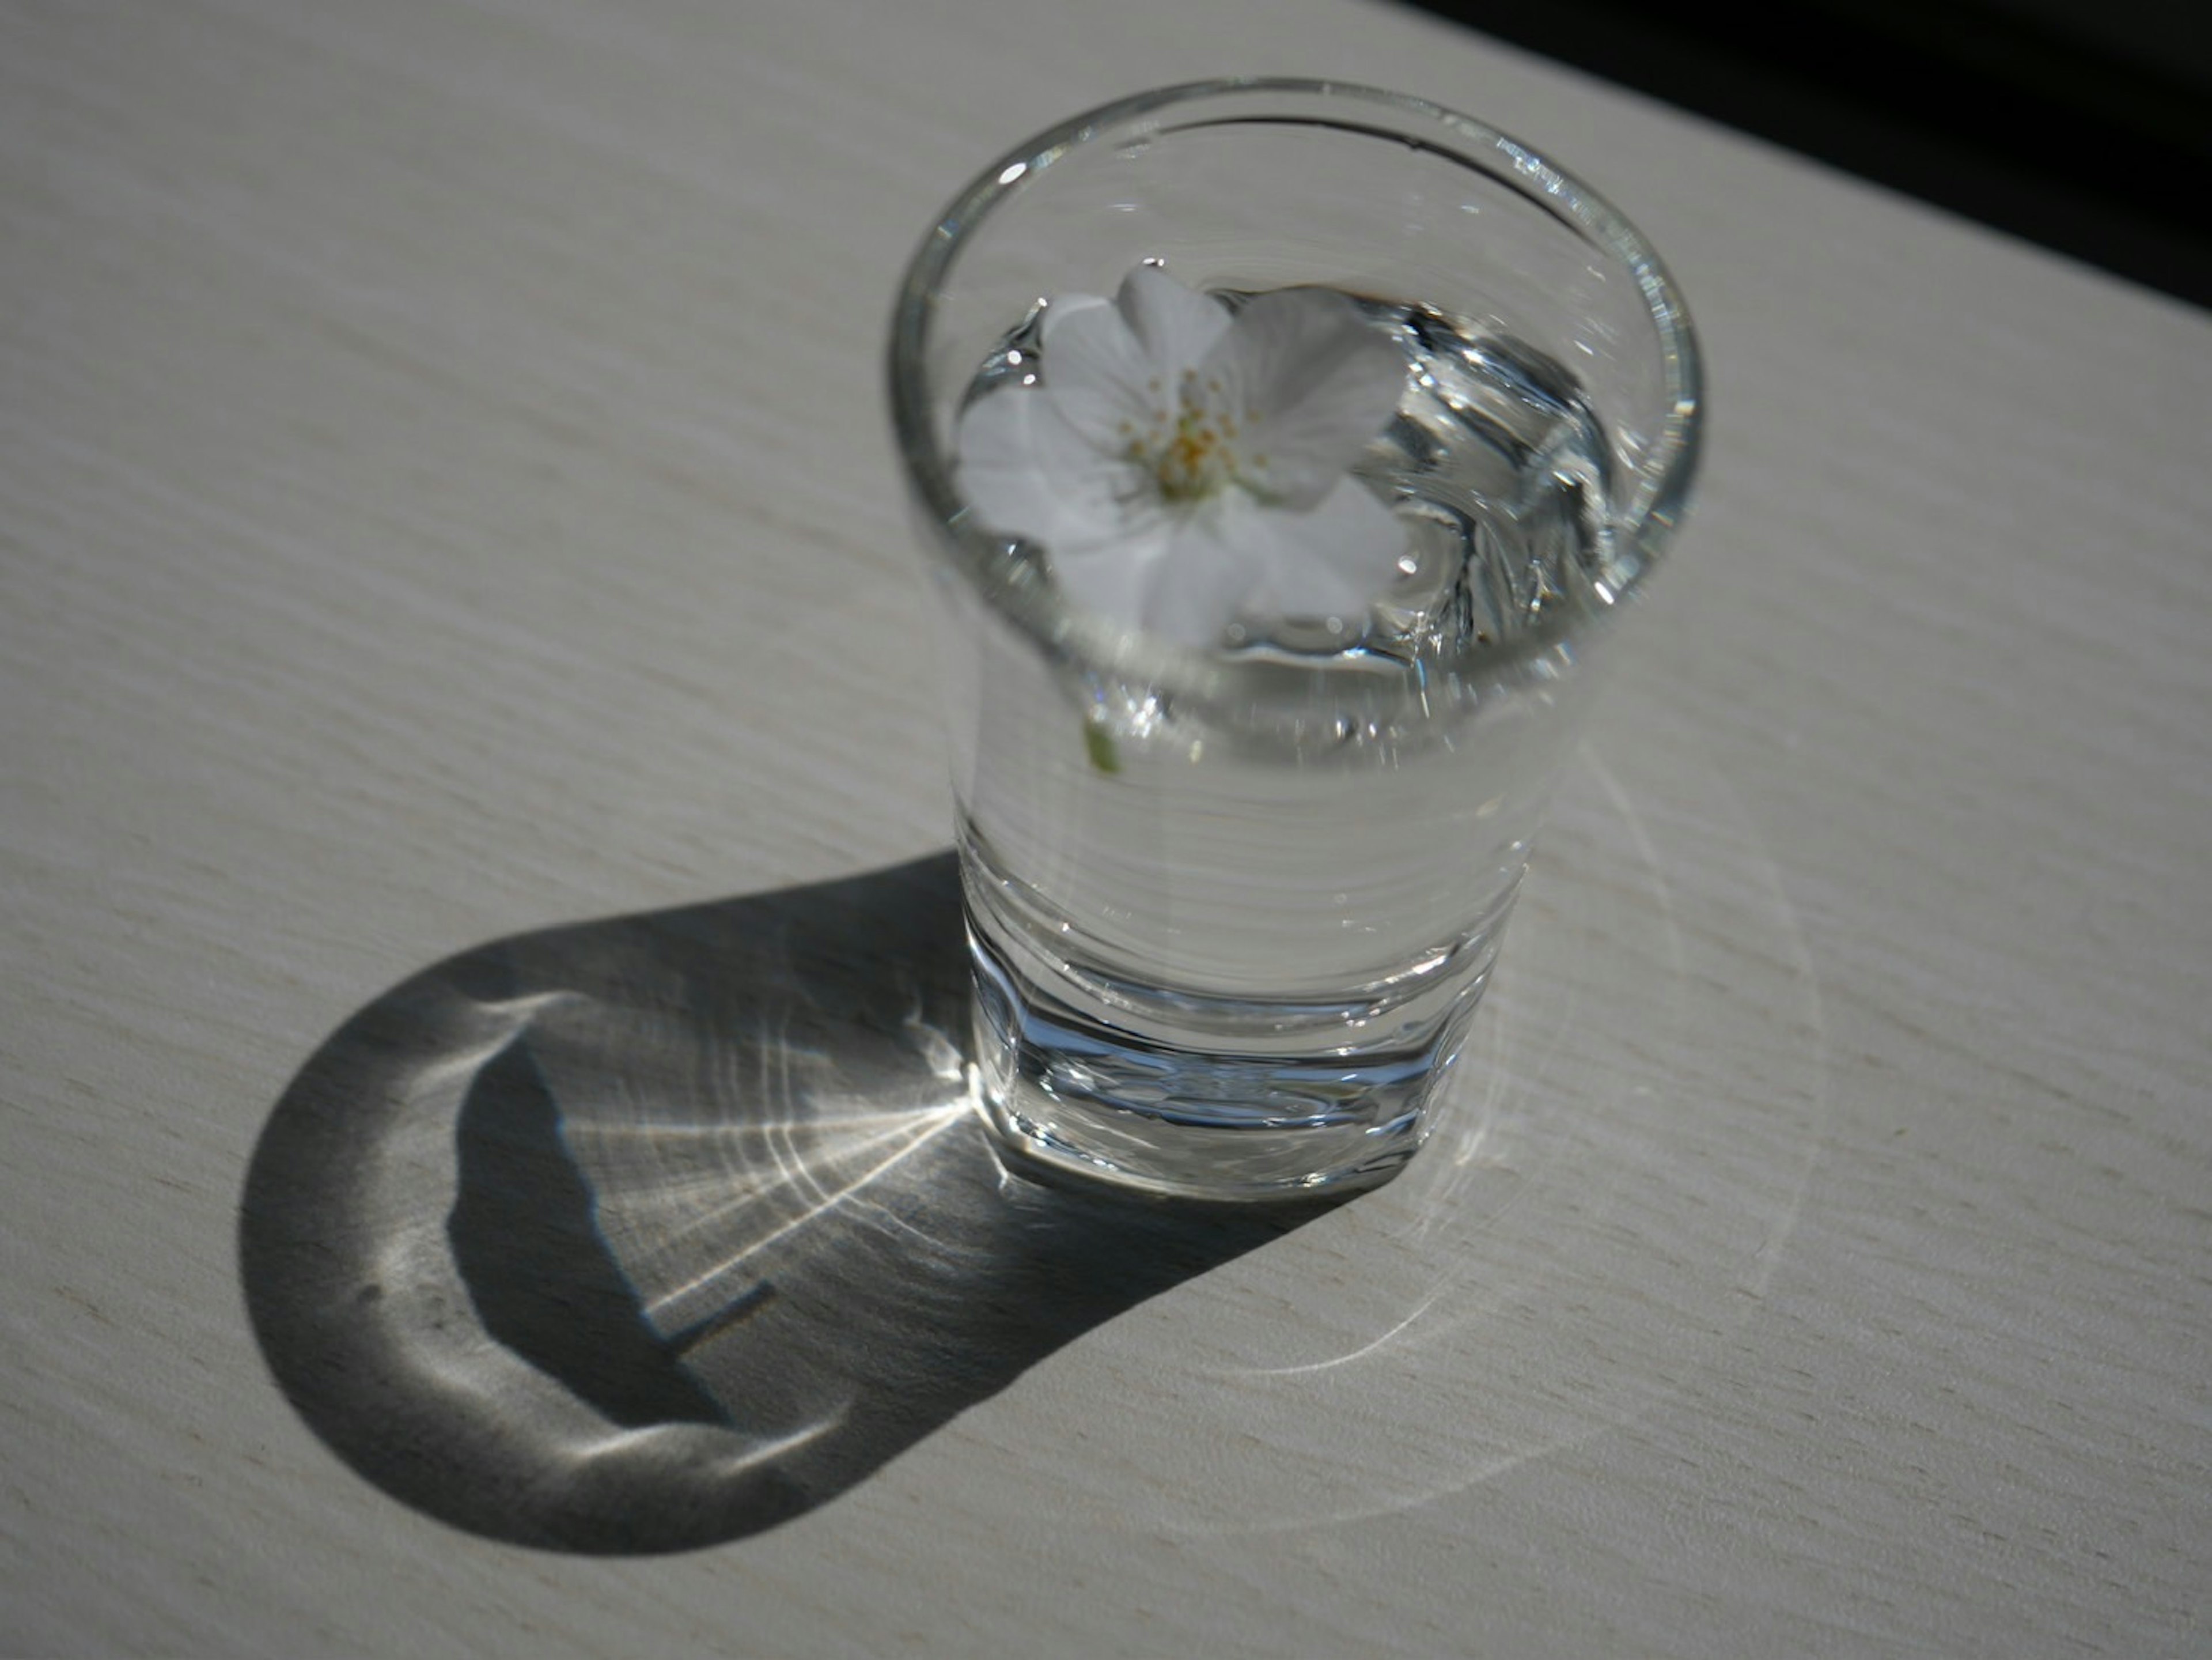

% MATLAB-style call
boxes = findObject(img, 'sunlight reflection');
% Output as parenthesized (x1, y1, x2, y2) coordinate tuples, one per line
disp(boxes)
(635, 1099, 974, 1333)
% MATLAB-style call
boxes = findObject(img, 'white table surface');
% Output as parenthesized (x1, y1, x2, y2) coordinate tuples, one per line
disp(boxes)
(5, 0, 2209, 1654)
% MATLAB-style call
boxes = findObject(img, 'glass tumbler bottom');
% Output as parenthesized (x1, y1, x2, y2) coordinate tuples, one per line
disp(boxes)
(964, 902, 1508, 1202)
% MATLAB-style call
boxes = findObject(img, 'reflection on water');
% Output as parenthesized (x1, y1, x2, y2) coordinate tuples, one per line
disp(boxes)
(241, 856, 1339, 1553)
(241, 729, 1828, 1553)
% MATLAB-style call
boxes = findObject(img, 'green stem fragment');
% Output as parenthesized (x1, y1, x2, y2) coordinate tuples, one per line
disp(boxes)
(1083, 720, 1122, 774)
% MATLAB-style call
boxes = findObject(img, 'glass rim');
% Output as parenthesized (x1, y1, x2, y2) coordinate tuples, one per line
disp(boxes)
(887, 77, 1703, 695)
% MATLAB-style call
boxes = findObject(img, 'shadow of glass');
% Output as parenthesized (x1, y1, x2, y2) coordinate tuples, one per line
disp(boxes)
(240, 853, 1339, 1554)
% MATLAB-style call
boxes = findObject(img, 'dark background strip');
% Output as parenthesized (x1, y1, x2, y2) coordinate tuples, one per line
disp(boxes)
(1405, 0, 2212, 310)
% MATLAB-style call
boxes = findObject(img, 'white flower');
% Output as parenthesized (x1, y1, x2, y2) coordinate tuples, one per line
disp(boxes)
(955, 266, 1410, 647)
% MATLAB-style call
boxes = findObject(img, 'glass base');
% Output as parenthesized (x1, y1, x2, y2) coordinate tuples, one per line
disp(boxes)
(966, 917, 1495, 1201)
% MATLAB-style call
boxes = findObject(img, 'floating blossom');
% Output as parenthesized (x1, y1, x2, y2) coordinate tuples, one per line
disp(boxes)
(955, 266, 1410, 646)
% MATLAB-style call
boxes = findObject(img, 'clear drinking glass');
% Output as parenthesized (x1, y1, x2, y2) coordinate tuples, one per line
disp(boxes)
(889, 80, 1700, 1200)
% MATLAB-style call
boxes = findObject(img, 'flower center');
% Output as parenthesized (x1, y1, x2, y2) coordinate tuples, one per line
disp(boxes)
(1135, 369, 1247, 505)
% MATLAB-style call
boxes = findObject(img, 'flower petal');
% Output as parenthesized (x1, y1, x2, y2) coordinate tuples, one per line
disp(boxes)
(1115, 265, 1233, 376)
(1039, 293, 1164, 456)
(1138, 509, 1271, 646)
(1226, 477, 1407, 621)
(1206, 288, 1407, 511)
(1050, 519, 1175, 628)
(955, 386, 1144, 549)
(1036, 293, 1157, 452)
(1040, 270, 1234, 452)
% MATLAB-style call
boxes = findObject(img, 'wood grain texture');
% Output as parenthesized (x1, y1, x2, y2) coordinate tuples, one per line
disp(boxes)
(3, 0, 2207, 1653)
